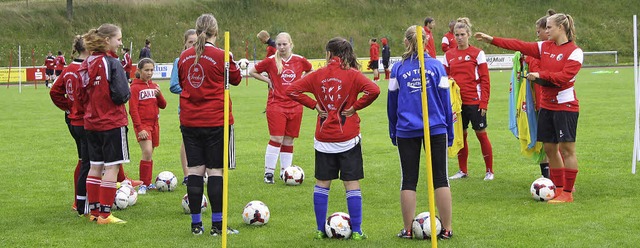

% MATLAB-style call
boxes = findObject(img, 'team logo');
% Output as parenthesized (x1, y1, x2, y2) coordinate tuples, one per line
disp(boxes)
(556, 54, 564, 61)
(465, 55, 471, 61)
(281, 69, 296, 84)
(65, 79, 74, 101)
(457, 56, 462, 60)
(139, 89, 157, 100)
(188, 63, 205, 88)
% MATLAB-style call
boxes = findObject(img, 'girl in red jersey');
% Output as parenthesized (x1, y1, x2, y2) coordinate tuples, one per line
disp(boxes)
(44, 51, 55, 88)
(257, 30, 277, 58)
(444, 18, 494, 181)
(49, 35, 91, 216)
(78, 23, 131, 224)
(476, 13, 582, 203)
(178, 13, 241, 236)
(248, 32, 313, 184)
(286, 37, 380, 240)
(423, 17, 437, 58)
(368, 38, 380, 81)
(54, 51, 66, 80)
(129, 58, 167, 194)
(121, 47, 132, 83)
(441, 20, 457, 53)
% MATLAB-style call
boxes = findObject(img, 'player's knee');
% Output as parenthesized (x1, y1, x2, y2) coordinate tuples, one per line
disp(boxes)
(401, 180, 418, 191)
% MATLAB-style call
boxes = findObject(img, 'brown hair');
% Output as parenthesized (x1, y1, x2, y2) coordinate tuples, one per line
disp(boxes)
(454, 17, 472, 35)
(325, 37, 359, 70)
(536, 9, 557, 29)
(257, 30, 270, 41)
(183, 29, 197, 50)
(194, 14, 218, 64)
(83, 24, 121, 53)
(402, 25, 427, 60)
(135, 58, 155, 79)
(71, 35, 85, 57)
(548, 13, 577, 41)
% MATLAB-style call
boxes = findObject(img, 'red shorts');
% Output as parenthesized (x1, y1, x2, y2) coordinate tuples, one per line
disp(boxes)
(266, 109, 302, 137)
(136, 124, 160, 147)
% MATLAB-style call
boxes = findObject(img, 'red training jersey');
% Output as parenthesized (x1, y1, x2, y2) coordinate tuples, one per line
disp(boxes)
(178, 43, 241, 127)
(286, 57, 380, 143)
(254, 54, 313, 112)
(493, 38, 581, 112)
(441, 31, 457, 53)
(45, 56, 55, 70)
(55, 55, 66, 71)
(443, 45, 491, 109)
(370, 43, 380, 61)
(78, 52, 131, 131)
(423, 26, 437, 58)
(129, 78, 167, 133)
(50, 59, 85, 126)
(121, 52, 132, 73)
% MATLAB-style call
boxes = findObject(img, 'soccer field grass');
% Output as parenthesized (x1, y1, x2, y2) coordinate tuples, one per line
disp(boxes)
(0, 67, 638, 247)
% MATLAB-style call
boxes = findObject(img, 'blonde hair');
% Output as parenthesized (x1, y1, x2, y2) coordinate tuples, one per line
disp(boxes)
(83, 24, 121, 53)
(402, 25, 427, 60)
(194, 14, 218, 64)
(183, 29, 196, 50)
(548, 13, 576, 41)
(454, 17, 472, 35)
(274, 32, 293, 75)
(257, 30, 270, 41)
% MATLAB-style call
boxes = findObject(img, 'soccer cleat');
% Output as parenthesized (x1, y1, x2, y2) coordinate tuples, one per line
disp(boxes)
(210, 226, 239, 236)
(484, 172, 494, 181)
(88, 215, 98, 222)
(97, 214, 127, 224)
(138, 185, 148, 195)
(548, 192, 573, 204)
(314, 230, 328, 240)
(351, 231, 368, 240)
(554, 187, 564, 197)
(438, 228, 453, 239)
(449, 171, 468, 180)
(72, 202, 77, 211)
(148, 184, 157, 190)
(397, 229, 412, 239)
(264, 173, 275, 184)
(192, 223, 204, 235)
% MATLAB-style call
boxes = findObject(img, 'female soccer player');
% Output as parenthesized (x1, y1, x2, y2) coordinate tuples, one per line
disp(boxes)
(441, 20, 457, 53)
(78, 23, 131, 224)
(388, 25, 454, 239)
(248, 32, 313, 184)
(444, 18, 494, 181)
(129, 58, 167, 194)
(44, 51, 55, 88)
(49, 35, 91, 216)
(286, 37, 380, 240)
(368, 38, 380, 81)
(475, 13, 582, 203)
(178, 13, 242, 235)
(423, 17, 437, 58)
(381, 37, 391, 80)
(121, 47, 132, 83)
(170, 29, 197, 185)
(54, 51, 66, 81)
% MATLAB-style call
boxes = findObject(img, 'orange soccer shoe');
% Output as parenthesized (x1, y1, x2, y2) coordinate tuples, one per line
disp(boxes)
(548, 192, 573, 204)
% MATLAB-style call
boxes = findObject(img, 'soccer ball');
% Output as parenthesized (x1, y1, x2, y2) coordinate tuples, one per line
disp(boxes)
(155, 171, 178, 192)
(412, 211, 442, 239)
(242, 200, 270, 226)
(121, 184, 138, 206)
(113, 186, 131, 210)
(237, 58, 250, 70)
(181, 194, 208, 214)
(283, 166, 304, 186)
(530, 177, 556, 201)
(325, 212, 352, 239)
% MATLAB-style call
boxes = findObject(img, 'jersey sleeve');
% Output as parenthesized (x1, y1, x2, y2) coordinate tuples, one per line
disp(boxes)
(387, 62, 400, 141)
(286, 72, 318, 109)
(128, 85, 144, 132)
(351, 72, 380, 111)
(169, 58, 182, 94)
(492, 37, 541, 59)
(108, 58, 131, 104)
(155, 82, 167, 109)
(228, 53, 242, 86)
(477, 51, 491, 109)
(49, 73, 70, 112)
(302, 58, 313, 73)
(538, 48, 583, 87)
(253, 57, 271, 74)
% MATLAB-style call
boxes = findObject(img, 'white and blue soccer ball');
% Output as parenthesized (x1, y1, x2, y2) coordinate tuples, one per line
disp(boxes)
(155, 171, 178, 192)
(242, 200, 270, 226)
(325, 212, 352, 239)
(283, 166, 304, 186)
(530, 177, 556, 201)
(412, 211, 442, 239)
(181, 194, 208, 214)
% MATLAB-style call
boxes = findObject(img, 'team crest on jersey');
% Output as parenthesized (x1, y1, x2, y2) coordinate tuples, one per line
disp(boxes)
(65, 79, 74, 101)
(139, 89, 157, 100)
(281, 69, 296, 84)
(188, 63, 205, 88)
(556, 54, 563, 61)
(465, 55, 471, 61)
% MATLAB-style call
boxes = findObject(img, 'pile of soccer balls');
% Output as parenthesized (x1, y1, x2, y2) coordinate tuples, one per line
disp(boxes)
(113, 183, 138, 210)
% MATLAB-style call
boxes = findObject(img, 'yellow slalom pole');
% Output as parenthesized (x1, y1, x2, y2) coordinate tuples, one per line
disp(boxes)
(415, 25, 438, 248)
(222, 31, 230, 248)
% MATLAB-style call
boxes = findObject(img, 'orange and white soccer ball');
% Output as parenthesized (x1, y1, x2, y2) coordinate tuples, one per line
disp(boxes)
(530, 177, 556, 201)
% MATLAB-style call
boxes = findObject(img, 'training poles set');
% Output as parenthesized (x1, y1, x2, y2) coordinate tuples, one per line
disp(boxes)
(222, 31, 231, 247)
(415, 26, 439, 247)
(633, 15, 639, 174)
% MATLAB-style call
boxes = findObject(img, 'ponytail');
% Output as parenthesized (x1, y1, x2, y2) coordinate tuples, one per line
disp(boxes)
(194, 14, 218, 64)
(325, 37, 359, 70)
(454, 17, 472, 35)
(548, 13, 576, 41)
(401, 25, 426, 61)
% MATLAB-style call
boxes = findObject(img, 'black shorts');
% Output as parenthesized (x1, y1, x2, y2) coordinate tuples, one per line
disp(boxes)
(537, 109, 578, 143)
(125, 72, 131, 81)
(368, 60, 379, 70)
(55, 70, 63, 76)
(397, 134, 449, 191)
(70, 125, 89, 162)
(382, 59, 389, 69)
(315, 143, 363, 181)
(86, 126, 130, 166)
(46, 69, 54, 76)
(181, 125, 236, 169)
(461, 104, 488, 130)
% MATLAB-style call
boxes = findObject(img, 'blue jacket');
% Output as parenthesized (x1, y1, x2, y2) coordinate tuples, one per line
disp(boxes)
(169, 57, 182, 94)
(387, 54, 453, 146)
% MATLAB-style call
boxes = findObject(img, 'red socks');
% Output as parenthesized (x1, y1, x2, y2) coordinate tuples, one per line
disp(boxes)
(86, 176, 101, 216)
(476, 132, 494, 173)
(384, 69, 390, 79)
(139, 160, 154, 186)
(549, 168, 565, 189)
(563, 168, 578, 192)
(457, 132, 469, 173)
(117, 164, 126, 182)
(99, 180, 117, 218)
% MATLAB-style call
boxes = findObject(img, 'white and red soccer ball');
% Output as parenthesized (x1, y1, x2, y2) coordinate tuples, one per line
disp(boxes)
(242, 200, 270, 226)
(530, 177, 556, 201)
(325, 212, 352, 239)
(155, 171, 178, 192)
(283, 166, 304, 186)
